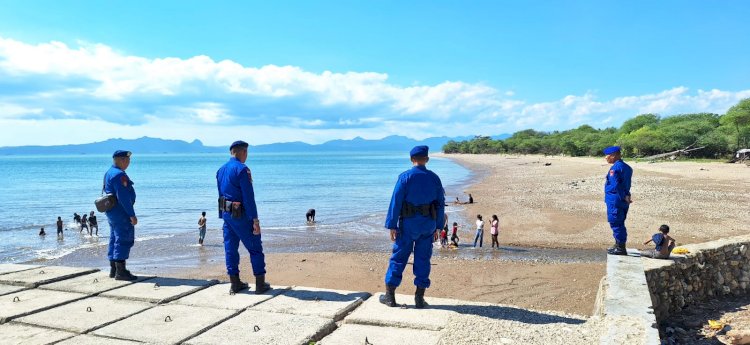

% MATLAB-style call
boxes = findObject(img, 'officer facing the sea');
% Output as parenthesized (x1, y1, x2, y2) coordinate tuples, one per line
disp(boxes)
(104, 150, 138, 281)
(381, 145, 445, 309)
(216, 140, 271, 294)
(603, 146, 633, 255)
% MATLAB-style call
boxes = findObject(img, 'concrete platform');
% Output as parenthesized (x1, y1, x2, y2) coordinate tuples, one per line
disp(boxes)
(0, 323, 75, 345)
(100, 277, 217, 304)
(601, 250, 660, 344)
(0, 284, 27, 296)
(185, 309, 336, 345)
(16, 296, 153, 333)
(0, 266, 98, 287)
(0, 289, 89, 324)
(318, 324, 442, 345)
(251, 286, 370, 321)
(172, 283, 289, 310)
(344, 293, 464, 331)
(39, 271, 154, 295)
(56, 334, 142, 345)
(0, 263, 41, 275)
(92, 304, 237, 344)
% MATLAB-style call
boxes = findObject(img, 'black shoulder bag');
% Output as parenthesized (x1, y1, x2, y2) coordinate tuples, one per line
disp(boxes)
(94, 175, 118, 212)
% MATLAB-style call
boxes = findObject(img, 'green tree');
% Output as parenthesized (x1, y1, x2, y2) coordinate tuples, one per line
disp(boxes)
(619, 114, 660, 134)
(720, 98, 750, 150)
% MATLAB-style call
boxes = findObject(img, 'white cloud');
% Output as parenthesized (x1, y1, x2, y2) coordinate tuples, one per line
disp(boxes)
(0, 36, 749, 146)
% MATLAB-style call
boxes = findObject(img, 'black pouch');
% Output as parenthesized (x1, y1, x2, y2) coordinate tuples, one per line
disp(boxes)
(231, 202, 244, 219)
(218, 197, 225, 218)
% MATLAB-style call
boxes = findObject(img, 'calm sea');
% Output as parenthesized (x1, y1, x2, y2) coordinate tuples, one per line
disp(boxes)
(0, 152, 471, 264)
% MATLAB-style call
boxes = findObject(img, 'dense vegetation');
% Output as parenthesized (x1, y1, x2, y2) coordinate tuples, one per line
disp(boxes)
(443, 98, 750, 158)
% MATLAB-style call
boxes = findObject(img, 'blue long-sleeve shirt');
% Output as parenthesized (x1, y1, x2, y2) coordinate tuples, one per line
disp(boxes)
(104, 165, 136, 222)
(604, 159, 632, 207)
(216, 157, 259, 222)
(385, 165, 445, 238)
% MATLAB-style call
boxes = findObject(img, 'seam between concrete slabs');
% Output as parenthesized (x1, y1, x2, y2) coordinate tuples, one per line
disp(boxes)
(0, 293, 92, 324)
(3, 268, 100, 288)
(39, 275, 158, 295)
(172, 308, 247, 344)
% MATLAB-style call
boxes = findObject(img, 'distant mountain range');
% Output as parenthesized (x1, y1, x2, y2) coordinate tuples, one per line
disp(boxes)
(0, 134, 511, 155)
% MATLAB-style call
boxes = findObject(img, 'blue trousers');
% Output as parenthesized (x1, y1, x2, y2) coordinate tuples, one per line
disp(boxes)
(107, 220, 134, 261)
(223, 216, 266, 277)
(385, 230, 433, 289)
(607, 204, 629, 243)
(473, 229, 483, 247)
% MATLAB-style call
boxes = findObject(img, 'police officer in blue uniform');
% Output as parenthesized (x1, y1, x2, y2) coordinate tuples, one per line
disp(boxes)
(216, 141, 271, 294)
(104, 150, 138, 281)
(381, 145, 445, 309)
(603, 146, 633, 255)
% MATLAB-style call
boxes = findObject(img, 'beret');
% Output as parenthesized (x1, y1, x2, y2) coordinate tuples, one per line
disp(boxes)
(230, 140, 249, 151)
(603, 146, 621, 155)
(410, 145, 429, 157)
(112, 150, 131, 158)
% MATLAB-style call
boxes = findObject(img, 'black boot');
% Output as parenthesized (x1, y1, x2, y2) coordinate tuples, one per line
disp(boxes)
(229, 275, 248, 293)
(114, 260, 138, 281)
(379, 285, 397, 307)
(607, 242, 627, 256)
(415, 287, 428, 309)
(254, 275, 271, 294)
(109, 260, 116, 278)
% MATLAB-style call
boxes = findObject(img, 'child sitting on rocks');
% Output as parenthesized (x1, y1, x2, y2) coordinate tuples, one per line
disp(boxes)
(641, 224, 676, 259)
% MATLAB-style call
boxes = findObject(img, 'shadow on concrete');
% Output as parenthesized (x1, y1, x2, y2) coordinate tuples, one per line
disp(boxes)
(429, 304, 587, 325)
(281, 289, 371, 303)
(142, 277, 217, 288)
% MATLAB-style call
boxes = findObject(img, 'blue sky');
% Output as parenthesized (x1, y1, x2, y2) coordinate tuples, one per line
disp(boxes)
(0, 1, 748, 146)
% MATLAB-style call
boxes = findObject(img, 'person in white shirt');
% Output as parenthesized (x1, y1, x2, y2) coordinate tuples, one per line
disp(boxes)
(473, 214, 484, 248)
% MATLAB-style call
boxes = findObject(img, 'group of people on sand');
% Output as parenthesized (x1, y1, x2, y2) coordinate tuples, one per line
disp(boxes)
(438, 213, 501, 249)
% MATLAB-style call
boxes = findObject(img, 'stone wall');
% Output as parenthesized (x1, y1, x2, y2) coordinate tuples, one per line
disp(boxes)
(643, 235, 750, 321)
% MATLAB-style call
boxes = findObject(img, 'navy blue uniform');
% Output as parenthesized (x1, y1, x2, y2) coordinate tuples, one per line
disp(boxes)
(104, 165, 136, 261)
(216, 157, 265, 277)
(604, 159, 632, 243)
(384, 165, 445, 289)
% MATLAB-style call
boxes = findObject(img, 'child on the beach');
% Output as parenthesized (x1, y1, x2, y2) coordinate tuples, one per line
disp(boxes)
(451, 222, 459, 246)
(641, 224, 676, 259)
(440, 228, 448, 246)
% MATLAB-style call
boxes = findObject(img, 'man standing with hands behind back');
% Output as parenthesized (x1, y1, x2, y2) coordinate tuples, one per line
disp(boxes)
(104, 150, 138, 281)
(381, 145, 445, 309)
(217, 140, 271, 294)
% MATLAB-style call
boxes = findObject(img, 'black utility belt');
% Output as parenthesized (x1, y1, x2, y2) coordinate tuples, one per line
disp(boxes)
(218, 197, 244, 219)
(401, 202, 437, 219)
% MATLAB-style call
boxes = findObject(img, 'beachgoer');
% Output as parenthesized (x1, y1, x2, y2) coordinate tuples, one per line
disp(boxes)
(473, 214, 484, 248)
(198, 211, 207, 245)
(73, 213, 81, 225)
(81, 214, 90, 235)
(603, 146, 633, 255)
(56, 217, 63, 238)
(468, 194, 474, 204)
(39, 227, 46, 236)
(306, 209, 316, 222)
(641, 225, 676, 259)
(217, 140, 270, 294)
(381, 145, 445, 309)
(490, 215, 500, 248)
(104, 150, 138, 281)
(451, 222, 459, 246)
(440, 228, 448, 246)
(88, 211, 98, 236)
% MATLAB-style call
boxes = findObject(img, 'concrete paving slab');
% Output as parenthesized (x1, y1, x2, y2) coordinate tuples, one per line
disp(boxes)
(344, 293, 468, 331)
(0, 323, 75, 345)
(0, 263, 41, 275)
(0, 284, 27, 296)
(0, 266, 98, 287)
(0, 289, 89, 324)
(172, 283, 289, 310)
(185, 309, 336, 345)
(56, 334, 142, 345)
(16, 296, 153, 333)
(250, 286, 369, 321)
(318, 324, 442, 345)
(92, 304, 236, 344)
(39, 271, 154, 295)
(100, 277, 217, 304)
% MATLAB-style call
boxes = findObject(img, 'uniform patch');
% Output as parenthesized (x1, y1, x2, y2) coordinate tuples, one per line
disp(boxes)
(121, 175, 128, 187)
(246, 169, 253, 183)
(609, 170, 615, 176)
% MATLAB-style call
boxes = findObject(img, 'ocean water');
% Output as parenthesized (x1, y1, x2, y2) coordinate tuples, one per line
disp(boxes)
(0, 151, 471, 263)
